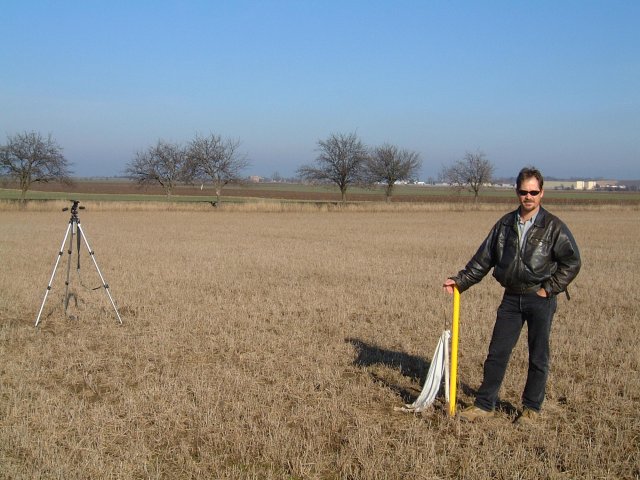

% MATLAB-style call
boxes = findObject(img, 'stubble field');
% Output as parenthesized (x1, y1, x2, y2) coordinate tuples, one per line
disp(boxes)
(1, 202, 638, 479)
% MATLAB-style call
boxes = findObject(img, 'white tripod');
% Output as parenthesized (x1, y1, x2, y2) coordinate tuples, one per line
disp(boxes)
(35, 200, 123, 326)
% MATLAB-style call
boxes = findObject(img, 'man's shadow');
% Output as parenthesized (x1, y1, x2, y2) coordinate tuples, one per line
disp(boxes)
(345, 337, 516, 415)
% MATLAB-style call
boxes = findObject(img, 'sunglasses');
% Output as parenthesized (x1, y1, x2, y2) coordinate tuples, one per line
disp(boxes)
(517, 189, 541, 197)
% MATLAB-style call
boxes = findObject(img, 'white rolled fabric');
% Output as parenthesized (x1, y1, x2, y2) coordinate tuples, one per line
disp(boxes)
(395, 330, 451, 413)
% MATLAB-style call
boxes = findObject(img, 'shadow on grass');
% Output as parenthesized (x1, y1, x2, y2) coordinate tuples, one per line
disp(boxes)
(346, 338, 428, 380)
(345, 337, 520, 415)
(457, 375, 518, 416)
(346, 337, 440, 405)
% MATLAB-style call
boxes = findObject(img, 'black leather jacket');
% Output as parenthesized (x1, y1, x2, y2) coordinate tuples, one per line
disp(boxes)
(451, 207, 581, 296)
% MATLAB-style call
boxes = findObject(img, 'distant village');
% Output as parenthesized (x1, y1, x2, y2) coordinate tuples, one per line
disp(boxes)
(247, 175, 637, 191)
(497, 179, 631, 191)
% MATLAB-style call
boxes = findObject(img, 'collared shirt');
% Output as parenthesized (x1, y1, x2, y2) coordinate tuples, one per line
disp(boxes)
(517, 210, 538, 252)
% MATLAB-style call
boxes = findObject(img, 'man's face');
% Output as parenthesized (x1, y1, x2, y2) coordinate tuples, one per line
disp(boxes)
(517, 177, 544, 214)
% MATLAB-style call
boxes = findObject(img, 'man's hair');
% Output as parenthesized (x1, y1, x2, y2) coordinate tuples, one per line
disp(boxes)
(516, 167, 544, 189)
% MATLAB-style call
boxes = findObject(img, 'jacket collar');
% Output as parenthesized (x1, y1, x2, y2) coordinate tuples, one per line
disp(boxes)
(504, 206, 547, 227)
(532, 206, 547, 227)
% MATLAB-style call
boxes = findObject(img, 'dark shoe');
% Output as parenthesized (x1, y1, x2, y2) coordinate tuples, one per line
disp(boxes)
(458, 405, 495, 422)
(514, 408, 539, 425)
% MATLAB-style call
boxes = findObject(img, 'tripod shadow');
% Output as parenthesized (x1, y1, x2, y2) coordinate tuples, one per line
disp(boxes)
(346, 337, 432, 404)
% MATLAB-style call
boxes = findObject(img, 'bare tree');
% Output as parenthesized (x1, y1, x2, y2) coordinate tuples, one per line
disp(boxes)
(125, 140, 190, 198)
(0, 131, 72, 202)
(297, 132, 368, 203)
(365, 144, 422, 202)
(440, 151, 494, 202)
(187, 134, 249, 204)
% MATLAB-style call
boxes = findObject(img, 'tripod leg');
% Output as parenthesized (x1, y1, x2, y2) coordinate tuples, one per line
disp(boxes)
(63, 219, 76, 315)
(35, 222, 73, 327)
(77, 223, 123, 324)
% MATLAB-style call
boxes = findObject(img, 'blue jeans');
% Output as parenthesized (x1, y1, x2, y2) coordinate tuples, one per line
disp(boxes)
(474, 292, 557, 412)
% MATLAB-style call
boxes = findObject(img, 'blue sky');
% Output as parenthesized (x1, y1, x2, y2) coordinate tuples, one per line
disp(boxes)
(1, 1, 638, 179)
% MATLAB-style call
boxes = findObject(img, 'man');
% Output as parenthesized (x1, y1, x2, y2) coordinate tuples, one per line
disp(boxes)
(443, 167, 581, 424)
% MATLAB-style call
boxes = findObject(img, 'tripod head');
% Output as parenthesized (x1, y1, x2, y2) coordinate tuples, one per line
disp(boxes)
(62, 200, 85, 220)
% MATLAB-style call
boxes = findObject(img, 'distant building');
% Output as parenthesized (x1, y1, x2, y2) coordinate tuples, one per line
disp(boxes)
(595, 180, 619, 189)
(249, 176, 262, 183)
(496, 178, 628, 191)
(545, 180, 597, 190)
(545, 180, 577, 190)
(575, 181, 597, 190)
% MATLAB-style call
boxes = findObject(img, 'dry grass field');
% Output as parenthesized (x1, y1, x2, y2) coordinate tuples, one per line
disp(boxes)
(1, 201, 638, 479)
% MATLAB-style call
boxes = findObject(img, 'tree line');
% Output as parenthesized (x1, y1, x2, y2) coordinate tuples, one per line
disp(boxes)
(0, 130, 495, 203)
(125, 131, 425, 203)
(125, 134, 249, 202)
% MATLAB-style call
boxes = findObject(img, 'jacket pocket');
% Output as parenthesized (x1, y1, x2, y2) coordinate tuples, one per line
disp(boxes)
(525, 237, 552, 275)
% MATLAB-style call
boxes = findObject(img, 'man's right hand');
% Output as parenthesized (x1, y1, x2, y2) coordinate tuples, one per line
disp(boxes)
(443, 278, 457, 295)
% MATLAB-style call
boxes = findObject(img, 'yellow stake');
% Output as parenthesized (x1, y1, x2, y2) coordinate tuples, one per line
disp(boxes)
(449, 285, 460, 417)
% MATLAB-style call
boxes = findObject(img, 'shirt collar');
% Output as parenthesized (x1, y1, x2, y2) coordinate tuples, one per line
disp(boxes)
(517, 209, 539, 225)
